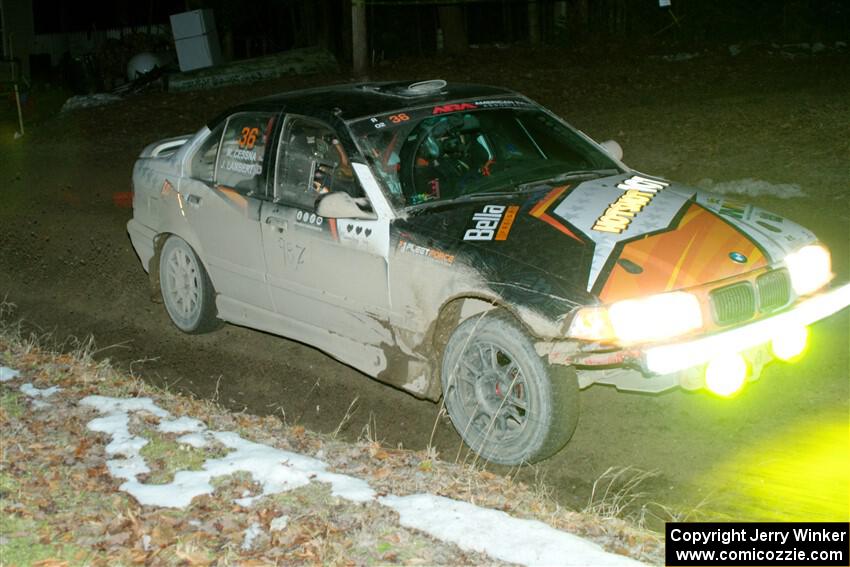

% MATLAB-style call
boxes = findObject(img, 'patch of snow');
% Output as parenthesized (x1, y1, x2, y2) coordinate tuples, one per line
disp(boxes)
(697, 178, 807, 199)
(242, 522, 263, 551)
(270, 515, 289, 532)
(82, 396, 375, 509)
(661, 52, 699, 62)
(87, 412, 148, 457)
(0, 366, 20, 382)
(177, 432, 209, 448)
(158, 416, 205, 434)
(81, 395, 645, 566)
(61, 93, 122, 112)
(122, 471, 214, 507)
(20, 383, 61, 398)
(381, 494, 644, 567)
(81, 395, 170, 418)
(141, 534, 152, 551)
(32, 400, 51, 409)
(108, 455, 151, 481)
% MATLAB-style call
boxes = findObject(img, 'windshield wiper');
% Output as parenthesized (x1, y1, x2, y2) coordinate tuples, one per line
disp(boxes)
(405, 168, 620, 213)
(516, 168, 620, 192)
(406, 189, 516, 213)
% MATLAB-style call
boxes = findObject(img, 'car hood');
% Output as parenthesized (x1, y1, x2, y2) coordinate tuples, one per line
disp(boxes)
(397, 173, 816, 302)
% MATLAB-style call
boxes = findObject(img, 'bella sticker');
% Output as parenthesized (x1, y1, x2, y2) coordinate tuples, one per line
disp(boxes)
(464, 205, 519, 241)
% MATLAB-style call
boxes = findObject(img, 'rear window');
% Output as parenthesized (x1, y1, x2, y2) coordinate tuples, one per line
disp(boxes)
(215, 112, 278, 196)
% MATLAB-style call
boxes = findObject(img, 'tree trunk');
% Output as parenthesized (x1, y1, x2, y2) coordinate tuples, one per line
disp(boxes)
(340, 0, 353, 63)
(569, 0, 589, 38)
(528, 1, 540, 44)
(438, 6, 468, 54)
(352, 0, 368, 76)
(503, 0, 513, 42)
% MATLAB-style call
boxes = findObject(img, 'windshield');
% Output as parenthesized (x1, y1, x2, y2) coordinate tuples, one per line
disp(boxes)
(351, 102, 621, 209)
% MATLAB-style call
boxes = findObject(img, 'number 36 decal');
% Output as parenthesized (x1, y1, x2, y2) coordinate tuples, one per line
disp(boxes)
(239, 127, 259, 149)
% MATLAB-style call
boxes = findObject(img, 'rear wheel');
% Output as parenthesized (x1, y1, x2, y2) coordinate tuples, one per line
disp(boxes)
(441, 312, 579, 465)
(159, 236, 219, 334)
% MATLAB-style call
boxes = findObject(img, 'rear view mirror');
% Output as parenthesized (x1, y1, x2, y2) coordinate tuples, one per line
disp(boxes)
(316, 191, 377, 220)
(600, 139, 623, 161)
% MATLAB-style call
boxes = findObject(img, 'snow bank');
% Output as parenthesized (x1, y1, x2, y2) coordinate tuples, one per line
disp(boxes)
(697, 178, 807, 199)
(0, 366, 20, 382)
(20, 383, 61, 398)
(381, 494, 643, 567)
(79, 394, 646, 567)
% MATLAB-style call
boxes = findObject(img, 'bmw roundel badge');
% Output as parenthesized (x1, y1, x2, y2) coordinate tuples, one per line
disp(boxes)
(729, 251, 748, 264)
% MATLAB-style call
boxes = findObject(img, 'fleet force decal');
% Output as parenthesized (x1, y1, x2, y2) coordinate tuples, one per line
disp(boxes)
(397, 239, 456, 264)
(463, 205, 519, 241)
(592, 176, 669, 233)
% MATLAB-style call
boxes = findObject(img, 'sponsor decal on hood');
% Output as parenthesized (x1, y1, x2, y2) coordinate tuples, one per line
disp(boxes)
(551, 174, 694, 290)
(396, 173, 818, 304)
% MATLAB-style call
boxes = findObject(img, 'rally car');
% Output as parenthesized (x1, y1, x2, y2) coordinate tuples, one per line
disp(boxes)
(127, 80, 850, 465)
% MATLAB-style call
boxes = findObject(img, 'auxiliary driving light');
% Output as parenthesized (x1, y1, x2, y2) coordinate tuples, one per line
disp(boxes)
(772, 325, 809, 361)
(705, 353, 748, 397)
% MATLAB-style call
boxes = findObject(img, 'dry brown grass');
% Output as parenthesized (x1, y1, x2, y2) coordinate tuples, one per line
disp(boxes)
(1, 302, 663, 565)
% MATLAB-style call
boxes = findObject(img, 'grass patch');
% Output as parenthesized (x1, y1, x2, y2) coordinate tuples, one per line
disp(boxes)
(0, 514, 94, 566)
(139, 429, 212, 485)
(0, 390, 24, 419)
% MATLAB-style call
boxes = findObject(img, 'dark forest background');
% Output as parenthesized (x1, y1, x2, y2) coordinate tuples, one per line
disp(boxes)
(32, 0, 850, 65)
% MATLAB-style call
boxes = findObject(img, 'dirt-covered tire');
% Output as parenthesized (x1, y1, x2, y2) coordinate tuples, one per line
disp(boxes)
(441, 311, 579, 465)
(158, 236, 219, 334)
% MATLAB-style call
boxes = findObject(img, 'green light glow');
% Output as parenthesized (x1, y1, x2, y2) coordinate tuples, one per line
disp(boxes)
(704, 354, 747, 397)
(700, 414, 849, 522)
(772, 325, 810, 361)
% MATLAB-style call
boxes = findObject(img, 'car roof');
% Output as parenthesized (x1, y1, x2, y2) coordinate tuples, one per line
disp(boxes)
(209, 80, 520, 127)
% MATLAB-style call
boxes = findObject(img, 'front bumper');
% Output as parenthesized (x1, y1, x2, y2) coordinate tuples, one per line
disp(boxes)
(550, 282, 850, 393)
(643, 282, 850, 374)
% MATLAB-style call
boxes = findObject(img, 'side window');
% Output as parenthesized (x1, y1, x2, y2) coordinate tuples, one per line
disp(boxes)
(274, 116, 359, 209)
(214, 112, 278, 196)
(189, 123, 225, 182)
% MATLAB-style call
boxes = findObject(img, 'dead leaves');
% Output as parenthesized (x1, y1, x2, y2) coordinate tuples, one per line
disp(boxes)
(174, 547, 213, 566)
(31, 560, 70, 567)
(1, 330, 663, 566)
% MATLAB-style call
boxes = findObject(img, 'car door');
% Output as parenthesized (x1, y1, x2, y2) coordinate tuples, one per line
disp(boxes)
(259, 114, 393, 359)
(179, 111, 278, 311)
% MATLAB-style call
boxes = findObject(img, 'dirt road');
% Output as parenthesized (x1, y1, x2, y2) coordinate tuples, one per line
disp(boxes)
(2, 46, 847, 528)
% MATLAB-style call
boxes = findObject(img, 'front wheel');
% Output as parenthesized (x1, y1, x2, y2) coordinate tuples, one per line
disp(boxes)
(441, 312, 579, 465)
(159, 236, 219, 334)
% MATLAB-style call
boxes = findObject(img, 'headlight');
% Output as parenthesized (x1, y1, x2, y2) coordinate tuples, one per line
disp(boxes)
(785, 244, 832, 296)
(568, 291, 703, 344)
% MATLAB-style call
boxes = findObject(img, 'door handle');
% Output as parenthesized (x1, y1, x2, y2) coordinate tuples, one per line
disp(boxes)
(186, 194, 201, 206)
(265, 216, 287, 233)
